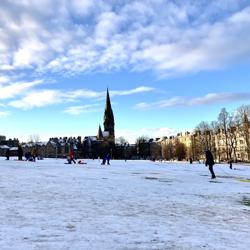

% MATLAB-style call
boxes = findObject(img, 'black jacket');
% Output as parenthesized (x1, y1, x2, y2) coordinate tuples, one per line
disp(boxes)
(205, 150, 215, 166)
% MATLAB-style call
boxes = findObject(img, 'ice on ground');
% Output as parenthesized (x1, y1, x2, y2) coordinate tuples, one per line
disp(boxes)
(0, 157, 250, 250)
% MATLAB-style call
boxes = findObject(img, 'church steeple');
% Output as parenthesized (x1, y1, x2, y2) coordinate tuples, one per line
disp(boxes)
(97, 124, 103, 138)
(103, 88, 115, 137)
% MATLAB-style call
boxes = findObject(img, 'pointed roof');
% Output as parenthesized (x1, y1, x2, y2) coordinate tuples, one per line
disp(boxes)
(104, 88, 114, 129)
(97, 124, 103, 138)
(105, 88, 112, 110)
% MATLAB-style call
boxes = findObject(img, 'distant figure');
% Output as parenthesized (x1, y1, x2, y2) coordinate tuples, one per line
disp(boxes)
(189, 158, 193, 164)
(17, 145, 23, 161)
(106, 154, 110, 165)
(205, 150, 216, 179)
(25, 152, 32, 161)
(101, 156, 106, 165)
(69, 148, 76, 164)
(65, 156, 72, 164)
(31, 147, 37, 162)
(101, 153, 111, 165)
(229, 159, 233, 169)
(6, 148, 10, 160)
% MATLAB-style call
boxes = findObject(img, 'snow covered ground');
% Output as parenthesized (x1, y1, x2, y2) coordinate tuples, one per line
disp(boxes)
(0, 157, 250, 250)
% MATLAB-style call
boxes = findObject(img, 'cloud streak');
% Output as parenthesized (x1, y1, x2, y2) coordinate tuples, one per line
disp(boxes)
(8, 86, 154, 110)
(134, 92, 250, 110)
(0, 111, 10, 117)
(0, 79, 44, 100)
(63, 104, 101, 115)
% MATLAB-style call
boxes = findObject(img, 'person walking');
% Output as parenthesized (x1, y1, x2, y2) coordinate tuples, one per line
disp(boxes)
(106, 153, 111, 165)
(6, 148, 10, 160)
(101, 156, 106, 165)
(69, 148, 76, 164)
(31, 147, 37, 162)
(17, 145, 23, 161)
(205, 150, 216, 179)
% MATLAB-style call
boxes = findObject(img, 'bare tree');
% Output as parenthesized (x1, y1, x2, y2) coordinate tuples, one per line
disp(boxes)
(28, 134, 40, 144)
(161, 137, 168, 160)
(236, 105, 250, 162)
(115, 136, 128, 145)
(210, 121, 220, 161)
(166, 139, 175, 160)
(227, 114, 238, 162)
(135, 135, 150, 159)
(218, 108, 229, 161)
(174, 138, 187, 161)
(195, 121, 213, 152)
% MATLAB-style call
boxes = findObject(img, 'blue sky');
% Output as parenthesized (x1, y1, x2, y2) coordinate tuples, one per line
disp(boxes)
(0, 0, 250, 143)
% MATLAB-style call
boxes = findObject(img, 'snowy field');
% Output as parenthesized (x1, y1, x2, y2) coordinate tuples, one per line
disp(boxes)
(0, 158, 250, 250)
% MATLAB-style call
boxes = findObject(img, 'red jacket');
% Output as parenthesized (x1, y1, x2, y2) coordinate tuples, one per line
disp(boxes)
(69, 149, 74, 158)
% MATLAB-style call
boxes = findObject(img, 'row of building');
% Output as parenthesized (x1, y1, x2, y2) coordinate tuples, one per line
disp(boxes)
(1, 127, 249, 162)
(150, 115, 250, 163)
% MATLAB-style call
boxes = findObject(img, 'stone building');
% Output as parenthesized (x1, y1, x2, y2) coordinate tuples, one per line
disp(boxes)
(0, 137, 20, 157)
(159, 117, 250, 162)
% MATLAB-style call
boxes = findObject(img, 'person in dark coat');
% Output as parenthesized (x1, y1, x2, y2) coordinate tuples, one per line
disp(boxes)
(106, 154, 110, 165)
(101, 156, 106, 165)
(205, 150, 216, 179)
(6, 148, 10, 160)
(25, 152, 32, 161)
(17, 145, 23, 161)
(101, 153, 110, 165)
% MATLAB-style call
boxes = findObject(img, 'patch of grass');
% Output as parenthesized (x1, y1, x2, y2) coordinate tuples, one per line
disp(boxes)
(241, 197, 250, 206)
(238, 179, 250, 183)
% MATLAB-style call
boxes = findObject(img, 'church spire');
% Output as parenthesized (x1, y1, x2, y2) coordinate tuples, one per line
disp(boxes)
(105, 88, 111, 110)
(103, 88, 115, 137)
(97, 124, 103, 138)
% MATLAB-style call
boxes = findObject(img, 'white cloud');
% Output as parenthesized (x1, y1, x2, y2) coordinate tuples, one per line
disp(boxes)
(63, 104, 101, 115)
(110, 86, 155, 96)
(189, 93, 250, 105)
(13, 38, 48, 68)
(8, 90, 61, 109)
(134, 92, 250, 110)
(0, 76, 10, 84)
(0, 111, 10, 117)
(7, 86, 154, 110)
(64, 86, 155, 102)
(65, 89, 104, 100)
(0, 79, 43, 100)
(0, 1, 249, 78)
(69, 0, 95, 17)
